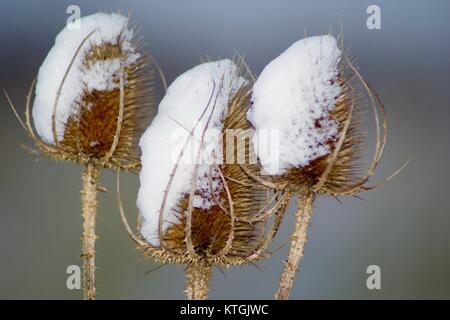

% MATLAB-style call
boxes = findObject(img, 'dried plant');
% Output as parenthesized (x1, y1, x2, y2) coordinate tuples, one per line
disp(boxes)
(273, 57, 387, 300)
(244, 34, 405, 300)
(4, 13, 403, 300)
(118, 57, 288, 299)
(5, 13, 155, 299)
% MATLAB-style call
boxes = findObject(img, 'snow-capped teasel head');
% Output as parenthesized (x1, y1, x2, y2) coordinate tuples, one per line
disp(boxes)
(26, 12, 155, 169)
(33, 13, 137, 143)
(131, 57, 283, 273)
(137, 59, 247, 246)
(248, 35, 342, 175)
(5, 11, 157, 300)
(250, 35, 391, 300)
(115, 57, 287, 299)
(247, 33, 388, 198)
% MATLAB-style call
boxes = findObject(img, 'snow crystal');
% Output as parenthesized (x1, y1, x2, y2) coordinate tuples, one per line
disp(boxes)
(137, 59, 247, 245)
(248, 35, 342, 175)
(32, 12, 140, 144)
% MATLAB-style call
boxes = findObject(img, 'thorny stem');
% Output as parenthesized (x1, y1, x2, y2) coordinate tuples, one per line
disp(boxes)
(185, 260, 212, 300)
(81, 162, 100, 300)
(275, 190, 315, 300)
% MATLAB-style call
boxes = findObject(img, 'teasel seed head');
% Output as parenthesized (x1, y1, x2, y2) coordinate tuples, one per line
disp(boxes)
(248, 34, 387, 197)
(119, 58, 287, 268)
(8, 12, 155, 170)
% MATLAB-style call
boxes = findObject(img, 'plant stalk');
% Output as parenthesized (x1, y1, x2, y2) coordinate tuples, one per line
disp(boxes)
(185, 260, 212, 300)
(275, 190, 315, 300)
(81, 162, 100, 300)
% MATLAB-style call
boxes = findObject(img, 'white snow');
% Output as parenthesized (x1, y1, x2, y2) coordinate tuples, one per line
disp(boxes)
(248, 35, 342, 175)
(137, 59, 247, 245)
(32, 12, 140, 144)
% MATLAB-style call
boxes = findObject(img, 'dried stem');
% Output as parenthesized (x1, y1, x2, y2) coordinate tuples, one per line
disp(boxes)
(81, 162, 100, 300)
(185, 260, 212, 300)
(275, 190, 315, 300)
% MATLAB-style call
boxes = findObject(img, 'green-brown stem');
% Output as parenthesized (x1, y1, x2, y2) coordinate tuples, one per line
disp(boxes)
(185, 260, 212, 300)
(275, 190, 315, 300)
(81, 162, 100, 300)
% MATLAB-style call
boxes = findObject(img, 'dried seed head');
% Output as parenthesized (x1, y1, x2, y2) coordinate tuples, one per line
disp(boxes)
(248, 35, 386, 196)
(248, 35, 342, 175)
(29, 12, 154, 169)
(135, 59, 282, 266)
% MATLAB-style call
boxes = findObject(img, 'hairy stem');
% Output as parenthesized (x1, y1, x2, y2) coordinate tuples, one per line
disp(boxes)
(275, 190, 315, 300)
(81, 162, 100, 300)
(185, 260, 212, 300)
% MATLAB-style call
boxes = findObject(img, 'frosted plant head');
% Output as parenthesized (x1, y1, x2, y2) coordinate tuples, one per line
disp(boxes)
(248, 35, 387, 197)
(249, 35, 341, 175)
(8, 12, 155, 170)
(248, 35, 392, 301)
(4, 12, 158, 300)
(119, 58, 287, 269)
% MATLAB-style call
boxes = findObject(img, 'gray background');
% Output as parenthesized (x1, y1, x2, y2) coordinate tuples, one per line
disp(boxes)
(0, 0, 449, 299)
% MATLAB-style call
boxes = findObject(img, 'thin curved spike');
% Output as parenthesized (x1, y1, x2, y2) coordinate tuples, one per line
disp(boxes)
(10, 138, 40, 156)
(223, 174, 253, 187)
(113, 159, 141, 170)
(157, 81, 217, 253)
(24, 78, 54, 148)
(239, 165, 286, 190)
(144, 263, 168, 275)
(148, 52, 168, 92)
(116, 171, 147, 247)
(247, 210, 284, 260)
(361, 156, 412, 191)
(247, 191, 292, 261)
(74, 97, 85, 159)
(185, 164, 201, 259)
(102, 63, 125, 163)
(335, 56, 387, 195)
(386, 156, 412, 181)
(255, 191, 290, 221)
(233, 50, 256, 83)
(18, 77, 61, 155)
(51, 29, 96, 147)
(313, 80, 355, 191)
(208, 165, 230, 216)
(215, 165, 235, 257)
(184, 79, 223, 259)
(4, 89, 28, 132)
(237, 190, 287, 223)
(5, 78, 54, 155)
(24, 78, 37, 138)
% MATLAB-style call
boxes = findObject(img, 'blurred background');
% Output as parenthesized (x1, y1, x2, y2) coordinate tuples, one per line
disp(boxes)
(0, 0, 449, 299)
